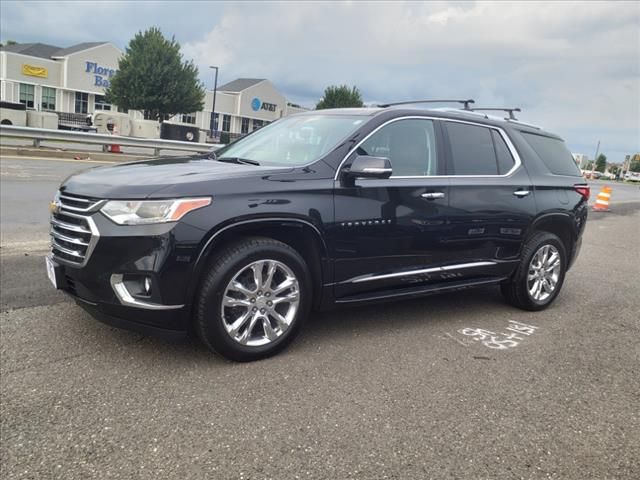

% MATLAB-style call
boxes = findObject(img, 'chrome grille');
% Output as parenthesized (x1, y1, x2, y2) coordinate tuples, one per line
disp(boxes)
(50, 193, 103, 266)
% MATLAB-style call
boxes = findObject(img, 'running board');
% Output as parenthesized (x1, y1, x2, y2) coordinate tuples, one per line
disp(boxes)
(335, 277, 506, 304)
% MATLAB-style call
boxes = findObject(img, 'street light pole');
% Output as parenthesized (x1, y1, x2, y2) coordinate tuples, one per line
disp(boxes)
(209, 66, 219, 140)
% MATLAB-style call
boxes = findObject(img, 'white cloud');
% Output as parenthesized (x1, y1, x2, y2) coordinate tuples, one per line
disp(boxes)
(2, 0, 638, 160)
(181, 1, 639, 160)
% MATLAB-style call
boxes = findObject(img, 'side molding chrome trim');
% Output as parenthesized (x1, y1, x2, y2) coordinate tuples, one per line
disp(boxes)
(347, 261, 497, 284)
(333, 115, 523, 180)
(110, 274, 184, 310)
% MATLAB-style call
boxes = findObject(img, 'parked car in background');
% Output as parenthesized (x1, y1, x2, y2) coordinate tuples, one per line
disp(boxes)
(625, 171, 640, 182)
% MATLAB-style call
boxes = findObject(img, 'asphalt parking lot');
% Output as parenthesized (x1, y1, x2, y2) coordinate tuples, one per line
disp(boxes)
(1, 156, 639, 479)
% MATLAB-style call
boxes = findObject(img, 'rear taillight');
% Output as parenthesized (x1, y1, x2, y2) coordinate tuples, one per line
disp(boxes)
(574, 184, 590, 200)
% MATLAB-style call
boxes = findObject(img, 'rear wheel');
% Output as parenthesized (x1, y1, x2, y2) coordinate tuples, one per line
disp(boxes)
(501, 232, 566, 311)
(195, 237, 311, 361)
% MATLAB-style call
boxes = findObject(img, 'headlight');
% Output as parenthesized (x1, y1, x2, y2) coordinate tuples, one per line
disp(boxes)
(101, 197, 211, 225)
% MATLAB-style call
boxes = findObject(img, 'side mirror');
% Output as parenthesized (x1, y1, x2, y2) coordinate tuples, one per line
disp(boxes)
(347, 155, 392, 179)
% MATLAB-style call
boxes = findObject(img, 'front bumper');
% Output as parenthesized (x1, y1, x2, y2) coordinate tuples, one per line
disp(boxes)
(50, 206, 207, 335)
(73, 295, 188, 340)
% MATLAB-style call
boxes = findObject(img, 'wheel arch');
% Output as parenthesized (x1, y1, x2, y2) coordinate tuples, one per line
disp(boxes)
(526, 212, 576, 265)
(186, 218, 329, 313)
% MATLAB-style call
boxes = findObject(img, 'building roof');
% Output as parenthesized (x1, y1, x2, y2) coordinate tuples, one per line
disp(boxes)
(52, 42, 108, 57)
(217, 78, 266, 92)
(0, 41, 110, 59)
(0, 42, 62, 59)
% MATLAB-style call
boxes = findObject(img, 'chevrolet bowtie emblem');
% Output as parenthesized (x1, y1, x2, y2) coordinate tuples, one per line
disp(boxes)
(49, 200, 61, 215)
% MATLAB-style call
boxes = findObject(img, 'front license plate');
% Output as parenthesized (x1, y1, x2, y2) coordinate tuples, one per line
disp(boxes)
(45, 256, 58, 289)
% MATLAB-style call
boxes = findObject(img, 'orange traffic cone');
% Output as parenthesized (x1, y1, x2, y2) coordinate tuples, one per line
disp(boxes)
(592, 185, 612, 211)
(109, 124, 121, 153)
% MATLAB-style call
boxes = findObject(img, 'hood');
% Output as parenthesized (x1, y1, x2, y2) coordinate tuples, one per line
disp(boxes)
(60, 155, 292, 199)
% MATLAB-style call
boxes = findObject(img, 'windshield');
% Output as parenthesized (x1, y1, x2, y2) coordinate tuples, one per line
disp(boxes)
(215, 115, 367, 166)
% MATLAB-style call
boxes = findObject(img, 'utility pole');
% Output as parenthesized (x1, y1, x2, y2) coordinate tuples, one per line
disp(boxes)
(591, 140, 600, 177)
(209, 66, 219, 140)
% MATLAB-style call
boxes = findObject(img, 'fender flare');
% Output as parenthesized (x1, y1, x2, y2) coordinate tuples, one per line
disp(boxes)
(523, 211, 578, 260)
(527, 211, 576, 237)
(184, 217, 328, 311)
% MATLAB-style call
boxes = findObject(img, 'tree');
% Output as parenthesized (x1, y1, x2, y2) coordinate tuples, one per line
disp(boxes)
(316, 85, 363, 109)
(0, 39, 17, 47)
(105, 27, 204, 121)
(595, 153, 607, 173)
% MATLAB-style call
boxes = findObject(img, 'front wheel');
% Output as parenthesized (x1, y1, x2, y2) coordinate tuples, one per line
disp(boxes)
(195, 237, 311, 361)
(501, 232, 567, 311)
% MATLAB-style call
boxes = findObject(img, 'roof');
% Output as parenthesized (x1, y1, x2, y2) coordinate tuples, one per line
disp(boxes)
(0, 41, 109, 59)
(298, 106, 549, 134)
(299, 108, 382, 116)
(52, 42, 108, 57)
(0, 42, 62, 59)
(217, 78, 266, 92)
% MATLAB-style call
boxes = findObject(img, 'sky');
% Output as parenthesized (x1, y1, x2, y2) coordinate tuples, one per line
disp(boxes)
(1, 0, 638, 162)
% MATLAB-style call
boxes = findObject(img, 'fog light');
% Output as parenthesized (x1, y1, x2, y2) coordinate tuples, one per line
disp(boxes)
(144, 276, 152, 295)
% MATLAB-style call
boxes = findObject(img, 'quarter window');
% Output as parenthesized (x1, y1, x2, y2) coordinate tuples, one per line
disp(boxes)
(41, 87, 56, 111)
(521, 132, 582, 176)
(446, 122, 499, 175)
(357, 119, 439, 176)
(19, 84, 35, 108)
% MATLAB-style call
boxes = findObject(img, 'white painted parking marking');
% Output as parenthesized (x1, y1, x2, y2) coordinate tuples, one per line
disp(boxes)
(456, 320, 539, 350)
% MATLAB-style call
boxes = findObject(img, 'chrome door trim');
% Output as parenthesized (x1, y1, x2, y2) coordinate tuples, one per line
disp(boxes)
(421, 192, 445, 200)
(346, 261, 497, 284)
(334, 115, 522, 180)
(513, 190, 531, 197)
(362, 167, 392, 174)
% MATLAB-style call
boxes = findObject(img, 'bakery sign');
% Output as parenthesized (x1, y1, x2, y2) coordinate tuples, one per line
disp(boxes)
(22, 64, 48, 78)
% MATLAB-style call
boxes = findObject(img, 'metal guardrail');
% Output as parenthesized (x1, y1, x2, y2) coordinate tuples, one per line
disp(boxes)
(0, 125, 221, 156)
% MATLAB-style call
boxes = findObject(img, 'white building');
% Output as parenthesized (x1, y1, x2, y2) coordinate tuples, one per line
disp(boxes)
(0, 41, 306, 138)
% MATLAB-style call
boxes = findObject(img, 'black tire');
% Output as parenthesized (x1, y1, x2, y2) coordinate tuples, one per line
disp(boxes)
(195, 236, 311, 361)
(501, 231, 567, 311)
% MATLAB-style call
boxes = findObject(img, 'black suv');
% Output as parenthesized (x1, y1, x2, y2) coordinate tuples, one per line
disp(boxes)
(46, 103, 589, 361)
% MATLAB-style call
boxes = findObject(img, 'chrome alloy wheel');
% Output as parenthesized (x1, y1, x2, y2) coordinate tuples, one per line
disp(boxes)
(527, 244, 561, 302)
(221, 259, 300, 347)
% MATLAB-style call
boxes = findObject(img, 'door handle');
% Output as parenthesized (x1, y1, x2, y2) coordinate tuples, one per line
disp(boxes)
(513, 189, 531, 197)
(421, 192, 445, 200)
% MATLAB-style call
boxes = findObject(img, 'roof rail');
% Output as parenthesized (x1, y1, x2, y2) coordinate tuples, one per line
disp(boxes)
(470, 107, 521, 120)
(378, 99, 475, 110)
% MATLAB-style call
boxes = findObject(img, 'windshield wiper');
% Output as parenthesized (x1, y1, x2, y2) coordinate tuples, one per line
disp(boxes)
(216, 157, 260, 166)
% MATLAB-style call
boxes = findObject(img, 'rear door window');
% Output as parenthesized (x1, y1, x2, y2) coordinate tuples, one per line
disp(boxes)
(521, 132, 582, 176)
(445, 122, 499, 175)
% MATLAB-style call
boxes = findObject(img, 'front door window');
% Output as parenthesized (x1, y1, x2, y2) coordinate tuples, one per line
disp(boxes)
(358, 119, 440, 176)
